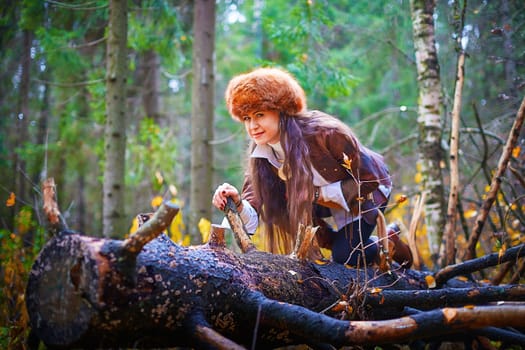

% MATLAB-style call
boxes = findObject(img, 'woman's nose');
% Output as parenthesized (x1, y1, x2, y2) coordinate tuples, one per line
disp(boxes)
(248, 118, 259, 129)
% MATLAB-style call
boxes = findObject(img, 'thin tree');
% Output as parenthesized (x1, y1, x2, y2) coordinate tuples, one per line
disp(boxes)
(409, 0, 446, 267)
(189, 0, 216, 243)
(12, 28, 33, 232)
(442, 0, 467, 266)
(103, 0, 128, 238)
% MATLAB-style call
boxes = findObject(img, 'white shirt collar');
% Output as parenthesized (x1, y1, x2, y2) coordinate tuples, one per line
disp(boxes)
(251, 143, 283, 168)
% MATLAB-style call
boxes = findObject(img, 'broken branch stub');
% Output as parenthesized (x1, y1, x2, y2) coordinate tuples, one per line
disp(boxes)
(42, 178, 68, 235)
(291, 223, 319, 261)
(207, 224, 227, 248)
(122, 201, 179, 256)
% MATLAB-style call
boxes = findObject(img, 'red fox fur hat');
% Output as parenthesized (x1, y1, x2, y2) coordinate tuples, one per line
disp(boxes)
(225, 67, 307, 122)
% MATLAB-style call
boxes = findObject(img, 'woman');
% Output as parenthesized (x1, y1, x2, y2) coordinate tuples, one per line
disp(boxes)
(212, 67, 412, 267)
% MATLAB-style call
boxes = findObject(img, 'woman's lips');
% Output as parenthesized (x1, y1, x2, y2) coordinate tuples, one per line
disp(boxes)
(251, 132, 264, 139)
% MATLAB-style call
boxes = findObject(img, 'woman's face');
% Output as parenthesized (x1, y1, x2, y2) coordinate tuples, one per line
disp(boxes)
(243, 110, 280, 145)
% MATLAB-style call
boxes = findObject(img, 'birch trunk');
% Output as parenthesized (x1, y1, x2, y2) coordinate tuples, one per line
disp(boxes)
(410, 0, 446, 266)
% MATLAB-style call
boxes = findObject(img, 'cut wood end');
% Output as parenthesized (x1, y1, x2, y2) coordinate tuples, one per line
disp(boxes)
(208, 225, 226, 248)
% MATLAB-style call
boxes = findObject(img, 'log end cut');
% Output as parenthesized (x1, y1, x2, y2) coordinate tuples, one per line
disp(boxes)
(25, 232, 102, 347)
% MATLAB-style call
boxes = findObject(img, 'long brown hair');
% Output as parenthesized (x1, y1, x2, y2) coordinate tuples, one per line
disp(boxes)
(248, 110, 360, 254)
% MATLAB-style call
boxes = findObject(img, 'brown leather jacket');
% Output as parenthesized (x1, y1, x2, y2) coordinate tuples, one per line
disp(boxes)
(241, 124, 392, 225)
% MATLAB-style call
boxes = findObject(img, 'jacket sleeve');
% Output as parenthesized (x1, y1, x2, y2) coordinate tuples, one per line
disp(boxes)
(240, 172, 261, 213)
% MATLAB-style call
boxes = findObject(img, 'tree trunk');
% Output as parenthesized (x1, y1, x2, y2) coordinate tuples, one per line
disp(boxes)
(13, 29, 33, 232)
(189, 0, 216, 243)
(140, 49, 162, 125)
(26, 193, 525, 349)
(442, 50, 466, 266)
(103, 0, 128, 238)
(410, 0, 446, 267)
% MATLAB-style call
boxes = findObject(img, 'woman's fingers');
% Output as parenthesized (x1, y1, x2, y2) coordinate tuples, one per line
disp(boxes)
(212, 183, 239, 210)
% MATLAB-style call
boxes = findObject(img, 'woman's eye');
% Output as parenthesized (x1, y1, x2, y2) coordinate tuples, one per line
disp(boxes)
(255, 113, 264, 118)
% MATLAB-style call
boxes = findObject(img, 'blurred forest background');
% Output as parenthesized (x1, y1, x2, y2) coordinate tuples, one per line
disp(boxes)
(1, 0, 524, 348)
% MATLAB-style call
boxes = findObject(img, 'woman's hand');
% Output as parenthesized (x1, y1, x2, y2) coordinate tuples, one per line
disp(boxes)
(212, 183, 242, 211)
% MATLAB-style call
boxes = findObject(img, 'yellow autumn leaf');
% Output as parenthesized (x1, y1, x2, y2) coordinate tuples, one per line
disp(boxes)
(150, 195, 163, 208)
(314, 259, 328, 265)
(498, 244, 507, 259)
(155, 171, 164, 185)
(456, 276, 469, 282)
(341, 153, 352, 171)
(169, 211, 186, 244)
(425, 275, 436, 288)
(464, 208, 478, 219)
(370, 287, 382, 294)
(182, 234, 191, 247)
(6, 192, 15, 207)
(464, 305, 476, 309)
(198, 217, 211, 243)
(128, 217, 139, 235)
(414, 172, 422, 184)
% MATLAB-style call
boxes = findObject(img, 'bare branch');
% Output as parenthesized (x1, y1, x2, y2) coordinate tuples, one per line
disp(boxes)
(465, 95, 525, 260)
(435, 244, 525, 285)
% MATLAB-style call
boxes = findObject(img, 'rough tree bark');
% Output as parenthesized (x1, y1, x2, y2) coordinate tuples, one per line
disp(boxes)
(26, 185, 525, 349)
(189, 0, 216, 244)
(103, 0, 128, 238)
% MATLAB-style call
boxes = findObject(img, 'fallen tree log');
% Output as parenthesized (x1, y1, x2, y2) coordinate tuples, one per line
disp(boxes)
(26, 184, 525, 348)
(25, 229, 525, 349)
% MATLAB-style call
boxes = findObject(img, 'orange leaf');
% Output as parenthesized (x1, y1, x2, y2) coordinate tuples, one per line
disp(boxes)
(425, 275, 436, 288)
(331, 300, 349, 312)
(396, 195, 408, 204)
(6, 192, 15, 207)
(314, 259, 328, 265)
(370, 287, 382, 294)
(512, 146, 521, 158)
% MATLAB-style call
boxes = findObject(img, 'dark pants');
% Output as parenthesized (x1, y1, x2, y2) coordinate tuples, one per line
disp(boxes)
(330, 219, 378, 266)
(314, 199, 387, 266)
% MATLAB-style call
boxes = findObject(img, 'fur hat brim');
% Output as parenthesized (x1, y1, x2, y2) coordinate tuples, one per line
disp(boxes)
(225, 67, 307, 121)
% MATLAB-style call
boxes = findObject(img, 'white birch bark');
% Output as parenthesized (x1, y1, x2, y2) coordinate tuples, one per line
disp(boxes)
(410, 0, 446, 264)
